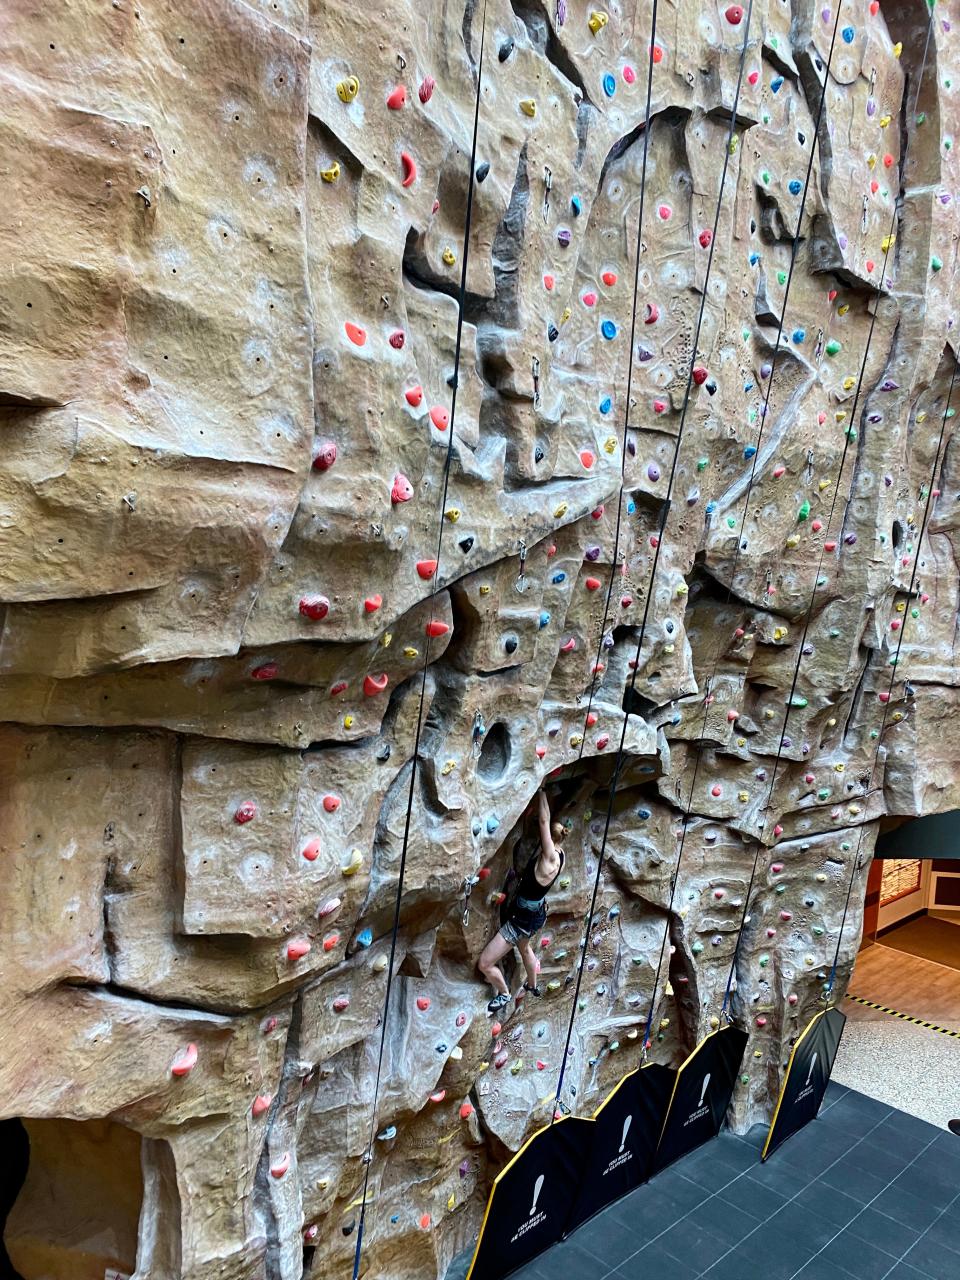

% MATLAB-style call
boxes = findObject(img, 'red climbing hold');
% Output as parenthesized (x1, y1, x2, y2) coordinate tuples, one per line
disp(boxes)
(391, 473, 414, 503)
(363, 673, 389, 696)
(332, 995, 350, 1012)
(251, 662, 279, 681)
(478, 867, 491, 880)
(580, 450, 596, 468)
(698, 229, 713, 248)
(387, 85, 406, 109)
(727, 709, 739, 722)
(651, 44, 663, 63)
(252, 1094, 272, 1118)
(287, 939, 311, 961)
(270, 1154, 291, 1179)
(653, 399, 667, 414)
(419, 76, 436, 103)
(693, 366, 708, 385)
(235, 801, 257, 825)
(389, 330, 405, 350)
(748, 69, 759, 85)
(560, 638, 577, 653)
(536, 745, 547, 758)
(401, 151, 417, 187)
(582, 291, 597, 307)
(405, 385, 424, 407)
(591, 504, 605, 519)
(773, 464, 786, 478)
(585, 577, 601, 591)
(596, 734, 609, 750)
(711, 785, 722, 797)
(544, 273, 555, 290)
(323, 794, 341, 813)
(725, 3, 744, 22)
(417, 559, 438, 579)
(828, 289, 838, 301)
(773, 823, 784, 837)
(345, 322, 366, 346)
(825, 540, 837, 551)
(322, 934, 340, 952)
(416, 996, 431, 1011)
(657, 204, 671, 220)
(429, 1089, 446, 1103)
(329, 680, 348, 696)
(459, 1101, 474, 1119)
(586, 712, 598, 727)
(425, 619, 450, 637)
(364, 595, 383, 613)
(304, 1225, 319, 1243)
(882, 153, 893, 168)
(620, 594, 633, 607)
(170, 1043, 198, 1078)
(644, 302, 660, 324)
(430, 405, 450, 431)
(602, 270, 617, 286)
(302, 838, 321, 862)
(419, 1215, 431, 1230)
(299, 594, 330, 621)
(812, 519, 823, 532)
(312, 439, 337, 471)
(866, 259, 875, 273)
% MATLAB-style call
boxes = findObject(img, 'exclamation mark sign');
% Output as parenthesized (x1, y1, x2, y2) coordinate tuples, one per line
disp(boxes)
(530, 1174, 544, 1216)
(806, 1052, 818, 1087)
(699, 1073, 711, 1107)
(619, 1115, 633, 1153)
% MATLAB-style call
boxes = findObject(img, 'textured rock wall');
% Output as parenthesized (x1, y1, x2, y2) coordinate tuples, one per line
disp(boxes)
(1, 0, 958, 1277)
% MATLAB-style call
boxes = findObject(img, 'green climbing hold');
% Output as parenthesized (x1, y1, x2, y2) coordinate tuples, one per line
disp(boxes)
(797, 500, 811, 522)
(825, 339, 841, 356)
(761, 171, 771, 184)
(777, 270, 787, 285)
(931, 255, 943, 271)
(787, 694, 808, 707)
(697, 457, 709, 471)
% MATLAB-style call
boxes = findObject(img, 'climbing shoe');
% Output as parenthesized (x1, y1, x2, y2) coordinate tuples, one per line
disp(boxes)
(487, 992, 509, 1013)
(522, 982, 542, 997)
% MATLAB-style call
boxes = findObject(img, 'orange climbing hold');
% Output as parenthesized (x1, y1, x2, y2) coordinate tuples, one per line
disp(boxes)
(287, 939, 312, 961)
(416, 559, 438, 579)
(430, 405, 450, 431)
(405, 385, 424, 407)
(425, 619, 450, 637)
(302, 838, 321, 862)
(344, 322, 366, 346)
(387, 85, 406, 109)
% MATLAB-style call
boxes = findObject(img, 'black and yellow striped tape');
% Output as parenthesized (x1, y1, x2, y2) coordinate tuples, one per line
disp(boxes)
(845, 993, 960, 1039)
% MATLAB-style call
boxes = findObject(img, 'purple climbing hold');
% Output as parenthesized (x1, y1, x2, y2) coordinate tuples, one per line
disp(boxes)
(760, 362, 772, 379)
(845, 532, 858, 544)
(883, 474, 893, 486)
(557, 227, 572, 248)
(647, 462, 661, 482)
(585, 546, 601, 561)
(880, 379, 899, 391)
(838, 234, 848, 250)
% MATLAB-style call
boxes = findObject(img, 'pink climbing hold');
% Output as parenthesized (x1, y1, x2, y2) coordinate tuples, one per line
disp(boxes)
(391, 473, 414, 503)
(319, 897, 340, 917)
(400, 151, 417, 187)
(653, 399, 667, 414)
(771, 863, 784, 873)
(544, 273, 555, 290)
(323, 794, 341, 813)
(417, 559, 438, 579)
(302, 838, 322, 862)
(429, 1089, 446, 1102)
(304, 1225, 319, 1243)
(866, 259, 875, 272)
(419, 76, 436, 104)
(251, 662, 279, 681)
(312, 439, 337, 471)
(425, 619, 450, 637)
(773, 823, 783, 837)
(536, 744, 547, 758)
(416, 996, 431, 1011)
(430, 405, 450, 431)
(536, 1059, 547, 1070)
(287, 939, 311, 961)
(262, 1016, 278, 1035)
(345, 322, 366, 346)
(756, 1016, 767, 1028)
(363, 673, 389, 696)
(235, 801, 257, 825)
(560, 638, 577, 653)
(747, 69, 759, 86)
(824, 540, 837, 552)
(657, 204, 672, 220)
(623, 65, 636, 84)
(711, 785, 722, 797)
(332, 995, 350, 1012)
(170, 1043, 198, 1078)
(773, 464, 786, 478)
(811, 518, 823, 532)
(299, 594, 330, 621)
(252, 1094, 272, 1118)
(387, 85, 406, 109)
(878, 691, 890, 703)
(780, 909, 793, 921)
(405, 385, 424, 407)
(364, 595, 383, 613)
(270, 1153, 291, 1179)
(727, 709, 739, 722)
(389, 330, 405, 350)
(582, 291, 597, 307)
(456, 1012, 467, 1027)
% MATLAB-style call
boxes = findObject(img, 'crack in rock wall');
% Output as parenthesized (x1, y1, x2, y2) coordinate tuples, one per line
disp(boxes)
(0, 0, 958, 1278)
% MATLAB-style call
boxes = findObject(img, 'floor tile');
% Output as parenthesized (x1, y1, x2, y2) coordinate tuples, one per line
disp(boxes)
(869, 1183, 953, 1233)
(898, 1229, 960, 1279)
(789, 1180, 863, 1231)
(791, 1257, 857, 1280)
(609, 1240, 698, 1280)
(843, 1205, 922, 1258)
(548, 1237, 610, 1279)
(819, 1158, 891, 1203)
(567, 1205, 645, 1269)
(816, 1232, 906, 1280)
(718, 1177, 786, 1223)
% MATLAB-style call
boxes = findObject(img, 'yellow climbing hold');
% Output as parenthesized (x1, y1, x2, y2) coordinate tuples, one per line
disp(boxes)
(381, 631, 393, 648)
(773, 626, 787, 641)
(337, 76, 360, 103)
(445, 508, 461, 522)
(344, 715, 354, 729)
(836, 411, 847, 422)
(519, 98, 537, 118)
(442, 246, 457, 266)
(320, 161, 341, 183)
(342, 848, 363, 876)
(738, 790, 749, 802)
(893, 41, 902, 57)
(441, 760, 457, 776)
(603, 436, 617, 453)
(729, 134, 739, 155)
(588, 10, 608, 34)
(867, 153, 877, 169)
(709, 1015, 720, 1029)
(838, 304, 850, 315)
(447, 1192, 456, 1210)
(834, 763, 845, 773)
(785, 535, 799, 548)
(569, 733, 583, 747)
(879, 114, 891, 128)
(842, 376, 855, 390)
(478, 584, 491, 595)
(560, 306, 571, 325)
(554, 502, 568, 518)
(403, 646, 419, 657)
(818, 479, 830, 490)
(881, 234, 895, 251)
(676, 583, 688, 596)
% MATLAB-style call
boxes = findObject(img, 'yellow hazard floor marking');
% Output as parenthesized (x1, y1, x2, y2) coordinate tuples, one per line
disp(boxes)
(845, 993, 960, 1039)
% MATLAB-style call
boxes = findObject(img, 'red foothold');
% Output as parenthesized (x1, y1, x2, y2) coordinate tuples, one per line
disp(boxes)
(322, 933, 340, 952)
(416, 996, 431, 1011)
(657, 203, 671, 220)
(270, 1153, 291, 1178)
(693, 366, 708, 385)
(620, 594, 633, 607)
(299, 594, 330, 621)
(251, 662, 279, 681)
(866, 259, 875, 272)
(544, 273, 555, 290)
(287, 939, 311, 961)
(425, 619, 450, 637)
(400, 150, 417, 187)
(622, 66, 635, 84)
(364, 595, 383, 613)
(302, 838, 322, 862)
(405, 385, 424, 407)
(586, 712, 598, 727)
(312, 439, 338, 471)
(747, 69, 760, 86)
(323, 794, 341, 813)
(644, 302, 660, 324)
(388, 330, 405, 350)
(363, 672, 389, 696)
(235, 801, 257, 825)
(711, 785, 722, 797)
(430, 405, 449, 431)
(596, 734, 609, 750)
(591, 504, 605, 519)
(698, 229, 713, 249)
(391, 473, 414, 503)
(333, 995, 350, 1012)
(602, 270, 618, 286)
(387, 85, 406, 109)
(773, 464, 786, 478)
(828, 289, 838, 301)
(416, 559, 438, 579)
(419, 76, 436, 103)
(329, 680, 348, 696)
(651, 43, 663, 63)
(580, 449, 596, 468)
(170, 1043, 198, 1078)
(536, 745, 547, 758)
(252, 1094, 272, 1118)
(585, 576, 601, 591)
(725, 3, 744, 22)
(420, 1215, 431, 1230)
(459, 1101, 474, 1119)
(478, 867, 491, 880)
(653, 399, 667, 414)
(345, 322, 366, 346)
(824, 540, 837, 551)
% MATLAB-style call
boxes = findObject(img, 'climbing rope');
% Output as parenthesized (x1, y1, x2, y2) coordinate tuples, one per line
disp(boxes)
(550, 0, 757, 1116)
(351, 6, 488, 1274)
(719, 7, 936, 1020)
(826, 355, 957, 1000)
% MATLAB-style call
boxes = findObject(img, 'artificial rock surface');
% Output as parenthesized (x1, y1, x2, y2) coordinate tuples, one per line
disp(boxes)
(0, 0, 958, 1278)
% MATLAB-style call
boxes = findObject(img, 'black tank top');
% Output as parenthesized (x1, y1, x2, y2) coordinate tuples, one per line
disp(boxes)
(517, 848, 564, 904)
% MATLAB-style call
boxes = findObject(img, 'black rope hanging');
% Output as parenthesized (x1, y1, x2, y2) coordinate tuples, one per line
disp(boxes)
(351, 6, 488, 1273)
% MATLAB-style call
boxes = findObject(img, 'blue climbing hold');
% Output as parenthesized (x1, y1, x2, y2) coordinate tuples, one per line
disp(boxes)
(356, 928, 373, 948)
(627, 499, 636, 514)
(706, 501, 717, 515)
(472, 819, 481, 836)
(841, 24, 855, 42)
(601, 319, 618, 340)
(637, 807, 651, 820)
(771, 75, 784, 92)
(571, 194, 582, 216)
(792, 328, 805, 343)
(552, 571, 566, 584)
(788, 179, 802, 194)
(539, 610, 551, 628)
(749, 252, 760, 266)
(603, 72, 616, 97)
(486, 815, 500, 834)
(744, 444, 757, 459)
(744, 380, 754, 392)
(599, 396, 612, 414)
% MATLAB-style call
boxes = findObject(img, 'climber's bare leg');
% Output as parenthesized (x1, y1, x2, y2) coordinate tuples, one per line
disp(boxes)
(478, 931, 512, 996)
(518, 938, 539, 992)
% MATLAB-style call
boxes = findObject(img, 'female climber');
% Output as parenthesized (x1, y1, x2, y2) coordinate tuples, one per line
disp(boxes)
(478, 788, 565, 1013)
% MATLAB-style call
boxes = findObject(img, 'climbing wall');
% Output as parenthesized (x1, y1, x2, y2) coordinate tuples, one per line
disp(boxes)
(0, 0, 958, 1277)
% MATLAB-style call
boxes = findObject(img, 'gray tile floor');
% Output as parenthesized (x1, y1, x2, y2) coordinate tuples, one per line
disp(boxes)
(448, 1083, 960, 1280)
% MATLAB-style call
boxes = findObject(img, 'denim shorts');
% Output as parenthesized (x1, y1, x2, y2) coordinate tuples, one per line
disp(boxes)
(500, 906, 546, 946)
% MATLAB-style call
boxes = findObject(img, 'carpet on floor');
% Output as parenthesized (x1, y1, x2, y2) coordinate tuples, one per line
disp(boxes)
(879, 915, 960, 971)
